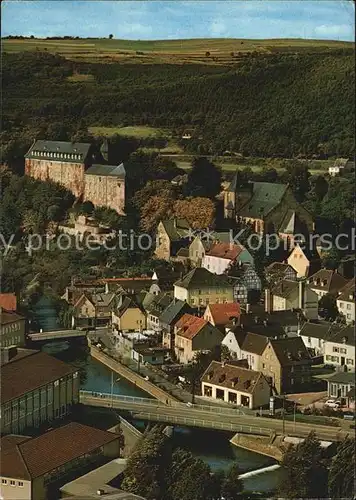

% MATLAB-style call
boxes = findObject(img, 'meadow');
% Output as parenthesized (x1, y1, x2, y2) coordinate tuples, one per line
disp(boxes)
(3, 37, 353, 64)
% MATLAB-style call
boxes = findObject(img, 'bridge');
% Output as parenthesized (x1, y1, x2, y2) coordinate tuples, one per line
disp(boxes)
(27, 329, 88, 341)
(79, 391, 350, 442)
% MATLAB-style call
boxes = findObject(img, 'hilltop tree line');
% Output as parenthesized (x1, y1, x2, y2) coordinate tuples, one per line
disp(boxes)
(2, 50, 354, 169)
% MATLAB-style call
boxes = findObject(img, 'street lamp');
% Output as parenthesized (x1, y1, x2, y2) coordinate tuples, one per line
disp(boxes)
(282, 395, 286, 435)
(110, 371, 121, 408)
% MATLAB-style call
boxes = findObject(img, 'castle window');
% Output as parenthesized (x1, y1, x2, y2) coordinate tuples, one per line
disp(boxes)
(118, 182, 121, 187)
(60, 153, 64, 158)
(99, 177, 102, 182)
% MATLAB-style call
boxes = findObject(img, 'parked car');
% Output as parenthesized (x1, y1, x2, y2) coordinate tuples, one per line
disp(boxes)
(324, 399, 341, 409)
(343, 412, 355, 420)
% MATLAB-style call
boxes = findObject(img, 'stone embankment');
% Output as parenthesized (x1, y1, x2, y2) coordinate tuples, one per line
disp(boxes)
(90, 343, 178, 404)
(230, 432, 284, 461)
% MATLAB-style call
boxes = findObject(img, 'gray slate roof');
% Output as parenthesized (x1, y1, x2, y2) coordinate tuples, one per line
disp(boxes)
(161, 218, 191, 241)
(174, 268, 232, 289)
(299, 321, 355, 346)
(85, 163, 125, 177)
(25, 140, 91, 163)
(159, 299, 193, 326)
(323, 371, 355, 385)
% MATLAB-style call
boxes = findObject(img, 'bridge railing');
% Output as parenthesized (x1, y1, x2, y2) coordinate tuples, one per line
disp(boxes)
(79, 390, 247, 415)
(133, 412, 271, 435)
(80, 390, 159, 406)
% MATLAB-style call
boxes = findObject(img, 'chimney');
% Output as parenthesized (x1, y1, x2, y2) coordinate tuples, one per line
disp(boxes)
(265, 289, 272, 314)
(299, 280, 304, 309)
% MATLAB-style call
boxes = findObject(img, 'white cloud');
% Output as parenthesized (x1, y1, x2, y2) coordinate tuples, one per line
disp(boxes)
(315, 23, 353, 37)
(210, 20, 227, 36)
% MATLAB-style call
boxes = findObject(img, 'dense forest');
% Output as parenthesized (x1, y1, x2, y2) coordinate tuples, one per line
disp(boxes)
(2, 48, 355, 169)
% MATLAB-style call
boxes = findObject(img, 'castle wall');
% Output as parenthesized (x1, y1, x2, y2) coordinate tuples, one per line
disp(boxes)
(25, 159, 85, 198)
(84, 175, 125, 215)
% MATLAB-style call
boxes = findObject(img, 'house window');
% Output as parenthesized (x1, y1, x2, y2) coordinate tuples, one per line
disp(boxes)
(216, 388, 225, 400)
(347, 304, 351, 310)
(204, 385, 212, 397)
(333, 347, 340, 353)
(10, 480, 16, 486)
(308, 337, 311, 343)
(18, 481, 24, 487)
(291, 379, 294, 385)
(2, 479, 7, 484)
(347, 314, 351, 320)
(347, 359, 354, 365)
(339, 302, 344, 309)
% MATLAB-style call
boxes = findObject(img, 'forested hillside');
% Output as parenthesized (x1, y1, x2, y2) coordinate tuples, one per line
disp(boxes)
(2, 48, 354, 168)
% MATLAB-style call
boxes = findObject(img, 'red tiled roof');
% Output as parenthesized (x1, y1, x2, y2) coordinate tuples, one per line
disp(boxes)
(206, 303, 241, 326)
(206, 242, 244, 260)
(0, 293, 17, 311)
(175, 313, 207, 340)
(1, 423, 119, 480)
(1, 351, 77, 403)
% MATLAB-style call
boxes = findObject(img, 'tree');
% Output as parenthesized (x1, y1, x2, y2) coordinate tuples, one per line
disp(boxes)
(221, 462, 243, 500)
(283, 160, 310, 202)
(77, 200, 94, 216)
(121, 425, 169, 500)
(260, 165, 278, 183)
(279, 431, 328, 499)
(321, 246, 342, 270)
(328, 438, 355, 499)
(133, 180, 177, 212)
(205, 51, 211, 57)
(167, 448, 214, 500)
(220, 344, 237, 363)
(185, 157, 222, 199)
(141, 195, 174, 232)
(318, 293, 339, 321)
(109, 34, 114, 39)
(47, 204, 61, 222)
(173, 197, 215, 229)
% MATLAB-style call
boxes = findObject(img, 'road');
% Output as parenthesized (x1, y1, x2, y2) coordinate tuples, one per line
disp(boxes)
(91, 330, 254, 412)
(80, 392, 351, 442)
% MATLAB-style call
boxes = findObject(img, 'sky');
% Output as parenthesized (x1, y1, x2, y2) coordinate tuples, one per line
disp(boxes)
(2, 0, 355, 41)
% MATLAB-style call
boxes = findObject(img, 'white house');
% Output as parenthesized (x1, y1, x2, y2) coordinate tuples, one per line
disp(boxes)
(298, 321, 329, 357)
(202, 242, 254, 275)
(265, 279, 318, 320)
(307, 269, 347, 299)
(328, 158, 355, 177)
(336, 280, 355, 324)
(299, 322, 355, 370)
(324, 326, 355, 371)
(201, 360, 271, 409)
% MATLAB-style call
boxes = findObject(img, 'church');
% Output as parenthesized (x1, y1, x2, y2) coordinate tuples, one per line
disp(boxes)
(24, 140, 125, 215)
(224, 170, 314, 243)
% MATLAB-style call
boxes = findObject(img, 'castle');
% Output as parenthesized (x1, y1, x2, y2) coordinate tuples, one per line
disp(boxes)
(25, 140, 125, 215)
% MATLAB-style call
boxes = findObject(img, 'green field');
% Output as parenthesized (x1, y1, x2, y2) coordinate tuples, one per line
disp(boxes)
(89, 125, 167, 138)
(2, 37, 353, 64)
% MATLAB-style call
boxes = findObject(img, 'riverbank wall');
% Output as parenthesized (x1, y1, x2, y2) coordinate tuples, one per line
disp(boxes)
(108, 416, 142, 458)
(230, 432, 284, 461)
(90, 344, 178, 404)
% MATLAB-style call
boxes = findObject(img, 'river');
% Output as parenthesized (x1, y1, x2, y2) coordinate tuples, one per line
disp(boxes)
(41, 339, 281, 494)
